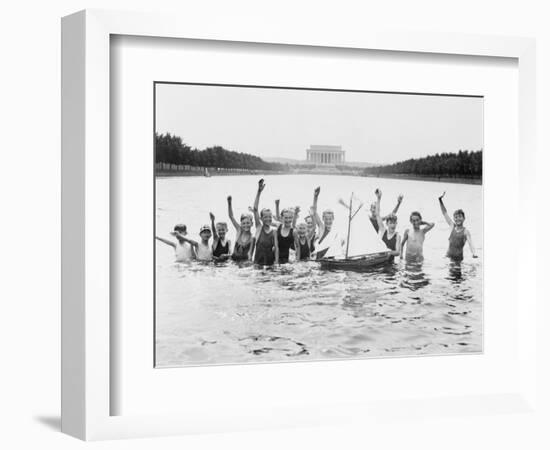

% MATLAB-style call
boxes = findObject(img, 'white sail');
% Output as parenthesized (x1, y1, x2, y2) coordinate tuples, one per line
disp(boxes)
(345, 213, 387, 257)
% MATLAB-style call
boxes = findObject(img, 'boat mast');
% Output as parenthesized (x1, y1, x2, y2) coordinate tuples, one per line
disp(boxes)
(345, 192, 353, 258)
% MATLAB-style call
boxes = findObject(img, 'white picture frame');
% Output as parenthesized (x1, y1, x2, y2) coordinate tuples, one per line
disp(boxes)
(61, 9, 537, 440)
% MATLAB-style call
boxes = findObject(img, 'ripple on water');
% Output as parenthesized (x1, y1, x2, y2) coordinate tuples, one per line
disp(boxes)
(155, 249, 482, 367)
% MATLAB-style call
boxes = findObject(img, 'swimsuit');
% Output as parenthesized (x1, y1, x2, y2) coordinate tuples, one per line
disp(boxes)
(254, 227, 276, 266)
(381, 230, 397, 263)
(213, 239, 230, 258)
(277, 225, 295, 263)
(447, 226, 467, 261)
(232, 236, 252, 261)
(196, 242, 213, 261)
(297, 237, 311, 260)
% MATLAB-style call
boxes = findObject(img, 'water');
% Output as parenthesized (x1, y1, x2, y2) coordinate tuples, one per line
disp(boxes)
(155, 174, 482, 367)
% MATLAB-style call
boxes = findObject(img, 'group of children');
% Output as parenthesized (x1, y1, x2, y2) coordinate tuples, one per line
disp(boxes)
(156, 178, 478, 266)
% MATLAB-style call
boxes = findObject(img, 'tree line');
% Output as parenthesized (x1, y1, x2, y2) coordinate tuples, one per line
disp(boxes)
(155, 133, 289, 171)
(363, 150, 482, 179)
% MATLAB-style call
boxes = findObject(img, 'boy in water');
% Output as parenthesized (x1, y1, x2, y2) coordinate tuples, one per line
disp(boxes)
(438, 191, 478, 261)
(174, 224, 213, 261)
(155, 224, 195, 262)
(209, 212, 232, 261)
(251, 179, 279, 266)
(374, 189, 401, 262)
(369, 193, 404, 233)
(311, 186, 344, 259)
(400, 211, 434, 262)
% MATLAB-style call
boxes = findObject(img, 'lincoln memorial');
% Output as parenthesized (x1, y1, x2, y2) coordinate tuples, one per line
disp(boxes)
(306, 145, 346, 165)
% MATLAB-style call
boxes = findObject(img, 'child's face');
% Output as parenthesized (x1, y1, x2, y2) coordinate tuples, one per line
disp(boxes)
(323, 212, 334, 227)
(387, 220, 397, 233)
(305, 217, 314, 233)
(453, 213, 465, 226)
(370, 203, 376, 215)
(240, 216, 252, 232)
(297, 223, 307, 237)
(410, 215, 422, 229)
(216, 224, 227, 238)
(200, 230, 212, 241)
(282, 211, 293, 227)
(262, 210, 273, 226)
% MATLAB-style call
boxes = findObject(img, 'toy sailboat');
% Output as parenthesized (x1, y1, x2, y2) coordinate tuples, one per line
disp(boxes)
(319, 192, 391, 271)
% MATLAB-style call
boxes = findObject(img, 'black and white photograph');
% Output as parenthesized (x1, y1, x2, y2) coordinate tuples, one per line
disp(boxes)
(154, 82, 483, 367)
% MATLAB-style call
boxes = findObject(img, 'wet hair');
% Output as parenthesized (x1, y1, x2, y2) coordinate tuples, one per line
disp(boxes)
(216, 222, 228, 230)
(410, 211, 422, 221)
(173, 224, 187, 233)
(385, 214, 398, 224)
(240, 213, 253, 223)
(260, 208, 272, 219)
(453, 209, 465, 219)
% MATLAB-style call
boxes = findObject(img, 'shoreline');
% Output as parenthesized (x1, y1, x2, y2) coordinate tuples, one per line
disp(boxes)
(156, 170, 482, 185)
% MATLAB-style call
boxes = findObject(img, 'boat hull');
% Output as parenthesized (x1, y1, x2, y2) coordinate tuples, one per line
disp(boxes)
(319, 251, 391, 272)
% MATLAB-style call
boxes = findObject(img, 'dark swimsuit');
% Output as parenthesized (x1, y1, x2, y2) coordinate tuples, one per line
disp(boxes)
(231, 234, 252, 261)
(297, 237, 311, 260)
(213, 239, 230, 258)
(447, 227, 467, 261)
(277, 225, 295, 263)
(382, 230, 397, 263)
(254, 227, 276, 266)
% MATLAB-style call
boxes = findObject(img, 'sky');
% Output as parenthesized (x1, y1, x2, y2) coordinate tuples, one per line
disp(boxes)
(155, 83, 483, 165)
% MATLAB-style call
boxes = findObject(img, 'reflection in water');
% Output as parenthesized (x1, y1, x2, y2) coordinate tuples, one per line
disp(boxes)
(155, 174, 482, 367)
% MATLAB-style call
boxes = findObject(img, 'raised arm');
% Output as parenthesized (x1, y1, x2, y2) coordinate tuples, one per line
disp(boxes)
(173, 232, 198, 249)
(227, 196, 240, 231)
(275, 199, 281, 221)
(392, 194, 404, 215)
(292, 206, 300, 229)
(252, 179, 265, 228)
(155, 236, 176, 249)
(209, 212, 218, 242)
(466, 229, 478, 258)
(311, 187, 324, 234)
(374, 189, 385, 233)
(438, 191, 454, 227)
(421, 221, 435, 234)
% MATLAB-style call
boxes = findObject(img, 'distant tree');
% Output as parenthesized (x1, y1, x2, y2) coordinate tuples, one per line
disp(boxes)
(363, 150, 483, 179)
(155, 133, 288, 171)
